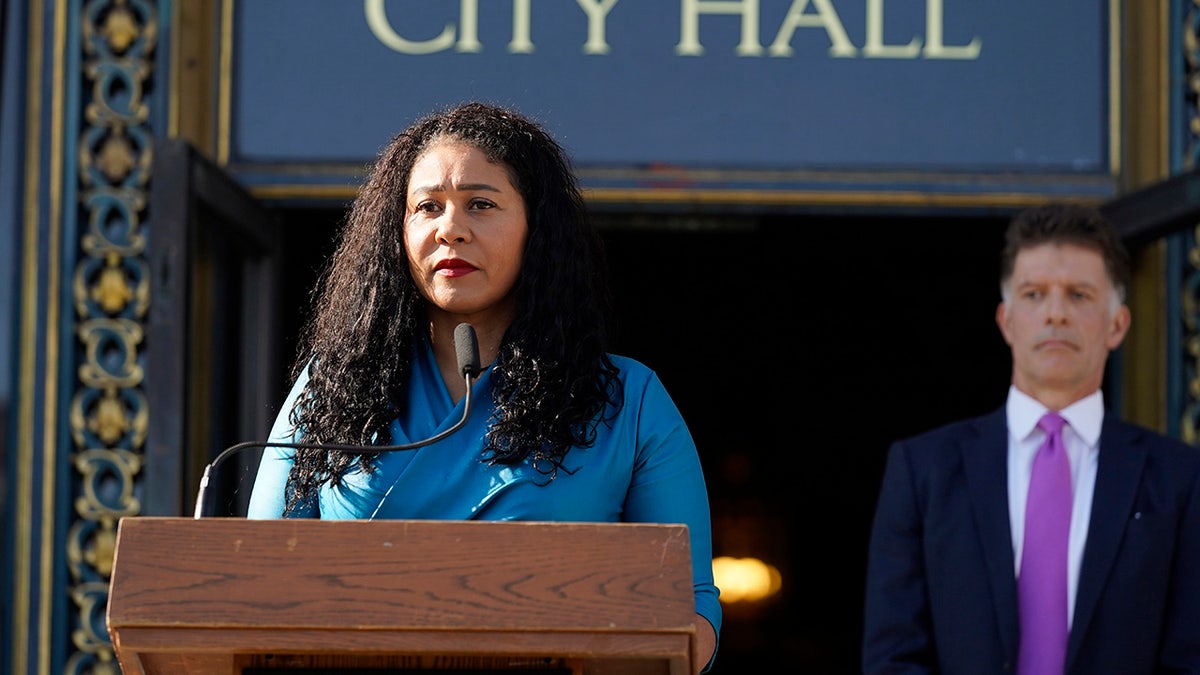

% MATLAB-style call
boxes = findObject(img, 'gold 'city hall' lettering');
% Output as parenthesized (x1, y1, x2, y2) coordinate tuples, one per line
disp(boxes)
(364, 0, 981, 59)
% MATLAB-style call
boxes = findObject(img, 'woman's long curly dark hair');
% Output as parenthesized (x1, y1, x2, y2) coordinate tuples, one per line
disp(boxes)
(282, 101, 621, 514)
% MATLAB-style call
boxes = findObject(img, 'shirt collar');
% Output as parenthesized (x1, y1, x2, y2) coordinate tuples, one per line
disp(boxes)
(1005, 385, 1104, 446)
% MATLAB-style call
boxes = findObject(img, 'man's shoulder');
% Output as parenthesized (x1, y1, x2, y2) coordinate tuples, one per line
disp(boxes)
(898, 408, 1005, 448)
(1103, 417, 1199, 463)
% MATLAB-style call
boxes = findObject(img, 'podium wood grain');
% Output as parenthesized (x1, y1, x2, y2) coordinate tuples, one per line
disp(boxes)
(106, 517, 696, 675)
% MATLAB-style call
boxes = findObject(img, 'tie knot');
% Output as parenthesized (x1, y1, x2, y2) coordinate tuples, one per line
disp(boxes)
(1038, 411, 1066, 436)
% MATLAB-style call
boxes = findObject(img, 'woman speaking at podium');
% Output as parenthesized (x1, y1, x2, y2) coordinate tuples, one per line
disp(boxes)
(246, 101, 721, 673)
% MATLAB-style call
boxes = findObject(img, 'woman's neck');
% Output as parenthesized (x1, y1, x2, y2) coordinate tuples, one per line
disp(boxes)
(426, 312, 509, 403)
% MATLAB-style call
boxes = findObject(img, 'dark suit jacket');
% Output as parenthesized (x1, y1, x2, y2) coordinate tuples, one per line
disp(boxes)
(862, 407, 1200, 674)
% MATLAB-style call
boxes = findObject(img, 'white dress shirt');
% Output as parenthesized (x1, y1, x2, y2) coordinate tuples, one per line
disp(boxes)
(1006, 385, 1101, 629)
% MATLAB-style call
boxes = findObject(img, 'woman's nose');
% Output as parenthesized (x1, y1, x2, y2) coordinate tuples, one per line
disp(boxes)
(435, 207, 470, 244)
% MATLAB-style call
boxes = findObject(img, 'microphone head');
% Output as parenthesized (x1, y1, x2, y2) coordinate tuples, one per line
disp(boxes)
(454, 323, 482, 377)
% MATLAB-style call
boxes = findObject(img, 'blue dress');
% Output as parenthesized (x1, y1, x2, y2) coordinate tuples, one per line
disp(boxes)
(247, 339, 722, 644)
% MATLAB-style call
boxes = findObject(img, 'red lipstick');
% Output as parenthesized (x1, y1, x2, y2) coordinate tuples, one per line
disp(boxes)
(434, 258, 477, 277)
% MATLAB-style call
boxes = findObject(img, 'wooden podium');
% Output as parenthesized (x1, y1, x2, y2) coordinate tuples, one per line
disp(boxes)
(106, 517, 696, 675)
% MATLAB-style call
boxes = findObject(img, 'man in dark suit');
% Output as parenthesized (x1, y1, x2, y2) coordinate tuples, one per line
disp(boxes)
(862, 202, 1200, 675)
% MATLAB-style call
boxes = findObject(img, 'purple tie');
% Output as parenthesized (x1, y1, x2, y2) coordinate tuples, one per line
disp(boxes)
(1017, 411, 1072, 675)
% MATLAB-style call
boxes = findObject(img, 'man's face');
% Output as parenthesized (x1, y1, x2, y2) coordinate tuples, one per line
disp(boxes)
(996, 242, 1130, 405)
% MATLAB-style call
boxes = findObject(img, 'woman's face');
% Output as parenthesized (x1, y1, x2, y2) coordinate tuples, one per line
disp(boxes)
(404, 140, 529, 324)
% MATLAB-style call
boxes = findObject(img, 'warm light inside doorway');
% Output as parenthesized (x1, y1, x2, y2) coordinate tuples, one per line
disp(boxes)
(712, 556, 782, 603)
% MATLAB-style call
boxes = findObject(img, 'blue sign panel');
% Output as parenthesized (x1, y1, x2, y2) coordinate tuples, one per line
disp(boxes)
(223, 0, 1114, 205)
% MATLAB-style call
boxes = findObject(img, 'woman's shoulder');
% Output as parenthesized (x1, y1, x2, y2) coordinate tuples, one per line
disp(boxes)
(605, 353, 652, 381)
(605, 353, 675, 400)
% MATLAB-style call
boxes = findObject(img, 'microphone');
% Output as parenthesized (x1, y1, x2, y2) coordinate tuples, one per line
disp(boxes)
(193, 323, 484, 518)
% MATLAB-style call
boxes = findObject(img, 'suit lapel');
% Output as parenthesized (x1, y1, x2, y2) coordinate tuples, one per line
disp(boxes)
(1066, 419, 1145, 671)
(962, 407, 1020, 659)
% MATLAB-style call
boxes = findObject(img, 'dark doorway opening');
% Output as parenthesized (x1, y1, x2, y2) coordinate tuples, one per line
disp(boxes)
(270, 206, 1013, 673)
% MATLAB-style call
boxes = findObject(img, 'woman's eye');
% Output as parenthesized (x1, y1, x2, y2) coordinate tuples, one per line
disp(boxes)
(470, 198, 495, 210)
(415, 201, 441, 213)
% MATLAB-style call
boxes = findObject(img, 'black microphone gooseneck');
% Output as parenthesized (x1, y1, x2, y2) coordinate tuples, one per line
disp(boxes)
(193, 323, 484, 518)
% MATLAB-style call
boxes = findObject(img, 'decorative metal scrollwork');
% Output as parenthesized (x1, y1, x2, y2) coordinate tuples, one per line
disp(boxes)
(1180, 5, 1200, 444)
(1182, 2, 1200, 444)
(69, 1, 157, 673)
